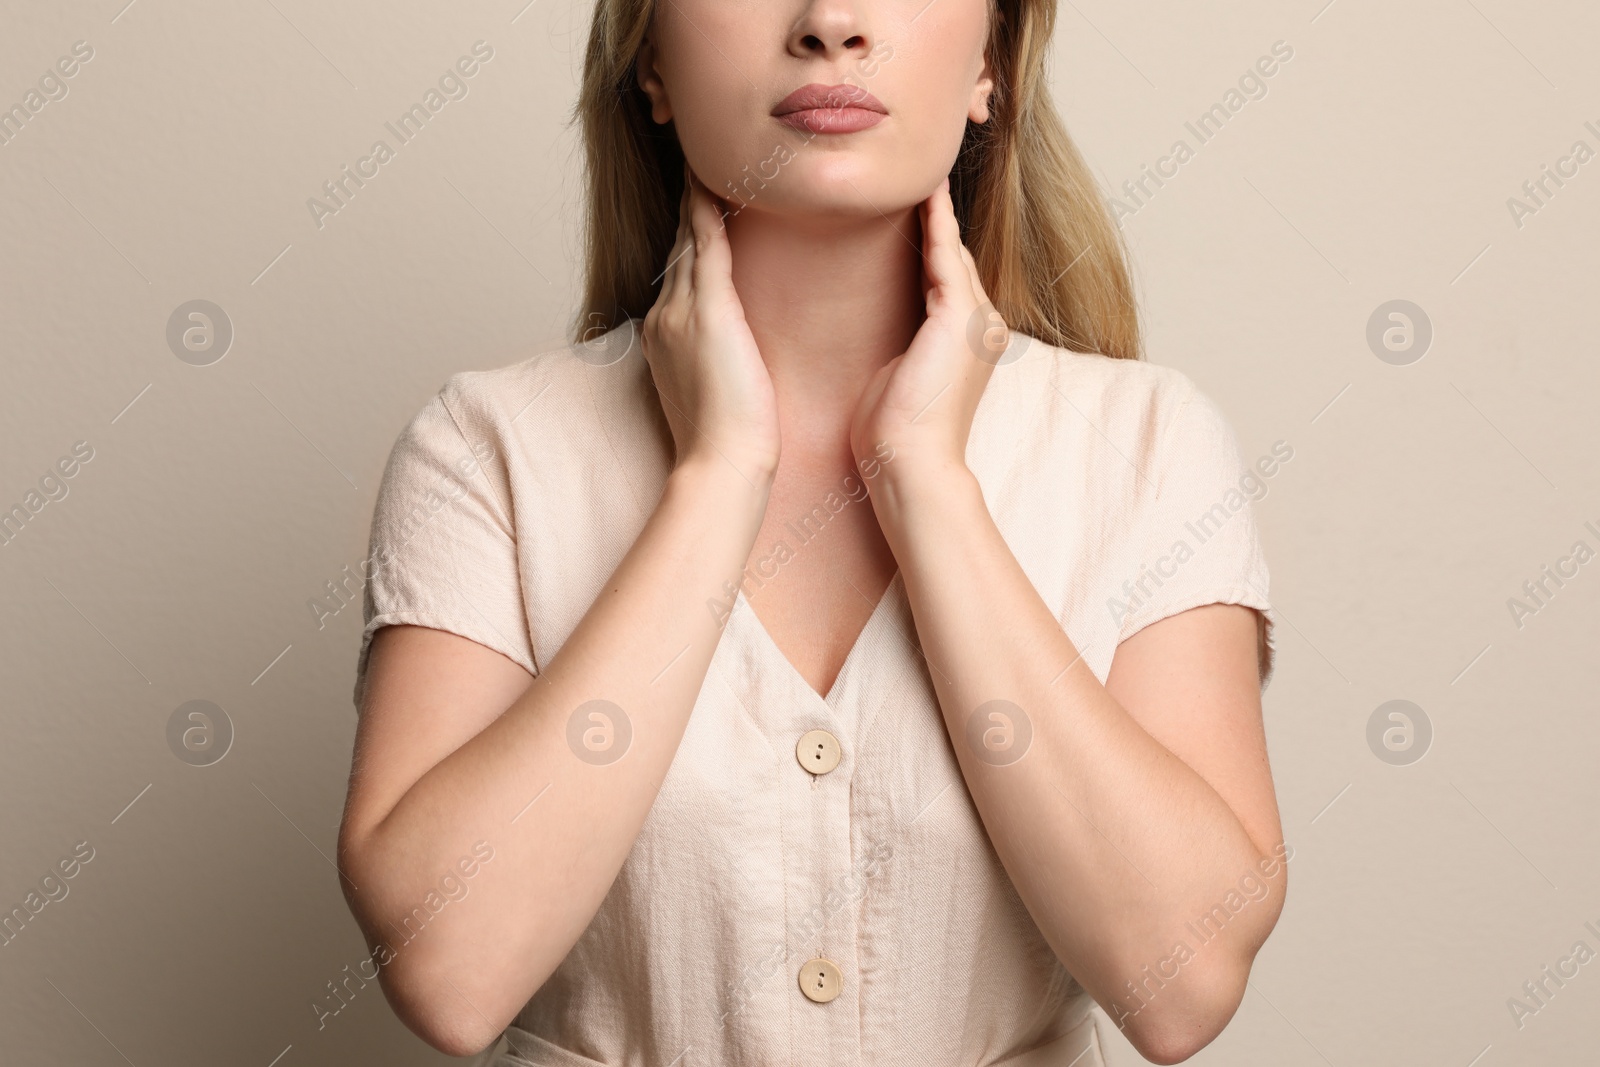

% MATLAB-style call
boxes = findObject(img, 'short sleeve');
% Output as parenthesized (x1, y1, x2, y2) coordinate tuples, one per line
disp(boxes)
(353, 384, 537, 712)
(1113, 379, 1277, 685)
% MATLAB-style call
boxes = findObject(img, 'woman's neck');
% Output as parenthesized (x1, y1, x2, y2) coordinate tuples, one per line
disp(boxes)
(723, 205, 927, 440)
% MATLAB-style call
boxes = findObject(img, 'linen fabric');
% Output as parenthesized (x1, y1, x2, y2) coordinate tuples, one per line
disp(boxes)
(355, 319, 1275, 1067)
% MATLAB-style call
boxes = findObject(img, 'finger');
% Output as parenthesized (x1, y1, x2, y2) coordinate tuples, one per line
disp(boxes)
(921, 176, 967, 297)
(667, 161, 697, 305)
(958, 242, 991, 308)
(657, 164, 692, 305)
(690, 166, 729, 236)
(687, 169, 733, 296)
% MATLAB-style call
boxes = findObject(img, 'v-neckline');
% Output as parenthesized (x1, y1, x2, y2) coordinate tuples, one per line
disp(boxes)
(732, 568, 905, 709)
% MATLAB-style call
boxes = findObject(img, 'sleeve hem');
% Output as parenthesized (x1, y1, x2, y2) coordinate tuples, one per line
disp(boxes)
(1116, 586, 1277, 690)
(1118, 584, 1274, 646)
(353, 609, 537, 711)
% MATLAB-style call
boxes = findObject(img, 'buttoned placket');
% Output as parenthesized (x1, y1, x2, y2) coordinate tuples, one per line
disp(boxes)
(724, 571, 908, 1066)
(702, 349, 1045, 1065)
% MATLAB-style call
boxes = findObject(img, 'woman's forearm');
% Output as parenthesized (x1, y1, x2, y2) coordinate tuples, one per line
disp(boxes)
(341, 455, 771, 1048)
(868, 458, 1283, 1053)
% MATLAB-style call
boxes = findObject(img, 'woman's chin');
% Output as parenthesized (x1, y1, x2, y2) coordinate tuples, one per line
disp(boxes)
(723, 193, 920, 229)
(711, 166, 924, 223)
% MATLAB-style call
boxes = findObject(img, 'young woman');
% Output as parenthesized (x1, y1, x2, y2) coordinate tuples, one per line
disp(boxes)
(336, 0, 1288, 1062)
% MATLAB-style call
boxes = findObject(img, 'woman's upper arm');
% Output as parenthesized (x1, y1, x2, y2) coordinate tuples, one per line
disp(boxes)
(1104, 603, 1284, 861)
(341, 624, 534, 853)
(342, 379, 540, 851)
(1101, 372, 1283, 857)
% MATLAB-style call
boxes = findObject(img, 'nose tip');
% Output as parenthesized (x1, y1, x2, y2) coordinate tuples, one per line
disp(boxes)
(787, 1, 873, 61)
(797, 32, 868, 55)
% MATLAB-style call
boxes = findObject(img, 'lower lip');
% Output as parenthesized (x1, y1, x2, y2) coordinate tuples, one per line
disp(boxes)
(775, 107, 885, 134)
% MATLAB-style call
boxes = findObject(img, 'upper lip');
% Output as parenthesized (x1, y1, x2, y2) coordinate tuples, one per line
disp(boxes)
(772, 83, 888, 116)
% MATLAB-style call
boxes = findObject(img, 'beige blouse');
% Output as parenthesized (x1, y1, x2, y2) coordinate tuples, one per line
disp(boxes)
(354, 319, 1274, 1067)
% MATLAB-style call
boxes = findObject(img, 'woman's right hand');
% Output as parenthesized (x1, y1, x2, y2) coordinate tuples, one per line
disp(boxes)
(642, 161, 780, 483)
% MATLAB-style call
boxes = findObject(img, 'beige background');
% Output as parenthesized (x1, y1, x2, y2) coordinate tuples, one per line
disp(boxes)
(2, 0, 1596, 1063)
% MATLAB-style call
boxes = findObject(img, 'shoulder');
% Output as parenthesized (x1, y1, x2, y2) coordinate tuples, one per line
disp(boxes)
(1009, 337, 1221, 471)
(371, 333, 593, 505)
(1042, 344, 1205, 434)
(997, 337, 1262, 527)
(412, 320, 654, 454)
(431, 332, 607, 430)
(390, 320, 667, 525)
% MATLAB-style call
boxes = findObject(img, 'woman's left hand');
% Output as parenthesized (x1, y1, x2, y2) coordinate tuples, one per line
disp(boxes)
(848, 175, 1006, 478)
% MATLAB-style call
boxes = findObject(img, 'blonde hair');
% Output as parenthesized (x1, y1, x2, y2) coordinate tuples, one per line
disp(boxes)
(569, 0, 1142, 362)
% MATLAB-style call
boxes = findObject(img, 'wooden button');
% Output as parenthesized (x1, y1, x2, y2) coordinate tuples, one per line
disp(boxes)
(796, 729, 842, 775)
(798, 958, 843, 1003)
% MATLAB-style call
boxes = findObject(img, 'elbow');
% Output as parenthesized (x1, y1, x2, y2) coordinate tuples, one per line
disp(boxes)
(1120, 1001, 1232, 1064)
(334, 843, 506, 1057)
(1125, 1024, 1218, 1066)
(1120, 852, 1289, 1063)
(1117, 953, 1256, 1065)
(415, 1011, 501, 1060)
(379, 959, 505, 1058)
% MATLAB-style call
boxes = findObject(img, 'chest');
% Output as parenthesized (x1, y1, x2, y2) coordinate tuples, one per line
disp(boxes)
(740, 457, 900, 701)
